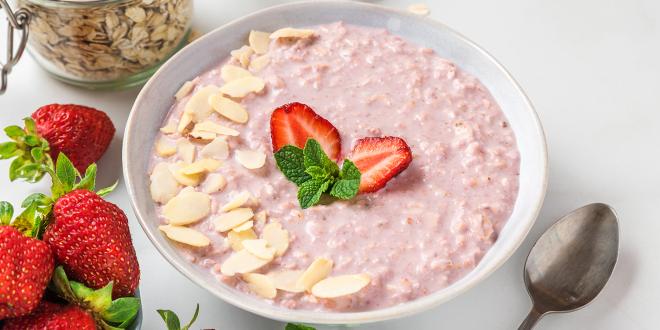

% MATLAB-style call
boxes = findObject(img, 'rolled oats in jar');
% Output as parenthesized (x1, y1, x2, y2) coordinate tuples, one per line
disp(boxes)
(16, 0, 192, 89)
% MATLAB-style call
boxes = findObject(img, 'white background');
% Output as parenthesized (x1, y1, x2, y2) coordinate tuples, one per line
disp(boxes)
(1, 0, 658, 329)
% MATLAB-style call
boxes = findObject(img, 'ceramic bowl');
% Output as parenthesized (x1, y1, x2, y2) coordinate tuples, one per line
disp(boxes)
(123, 0, 547, 324)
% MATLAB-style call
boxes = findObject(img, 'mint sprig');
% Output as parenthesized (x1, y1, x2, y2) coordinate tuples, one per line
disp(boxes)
(274, 139, 360, 209)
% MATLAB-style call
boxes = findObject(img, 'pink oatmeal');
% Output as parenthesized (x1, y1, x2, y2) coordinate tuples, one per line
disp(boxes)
(149, 22, 519, 311)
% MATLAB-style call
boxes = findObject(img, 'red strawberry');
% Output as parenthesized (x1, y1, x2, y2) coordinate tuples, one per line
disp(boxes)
(43, 190, 140, 299)
(349, 137, 413, 193)
(0, 226, 54, 320)
(270, 102, 341, 160)
(3, 301, 96, 330)
(32, 104, 115, 172)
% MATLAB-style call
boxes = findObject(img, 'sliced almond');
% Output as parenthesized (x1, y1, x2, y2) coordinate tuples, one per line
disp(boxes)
(159, 225, 210, 247)
(233, 220, 253, 232)
(268, 270, 304, 293)
(169, 163, 204, 187)
(188, 130, 216, 141)
(311, 274, 371, 298)
(270, 27, 315, 40)
(163, 190, 211, 225)
(249, 55, 270, 73)
(155, 137, 177, 157)
(230, 45, 254, 68)
(243, 273, 277, 299)
(176, 140, 196, 163)
(160, 123, 177, 134)
(184, 85, 220, 122)
(407, 3, 430, 16)
(193, 121, 240, 136)
(180, 158, 222, 175)
(177, 112, 194, 134)
(248, 30, 271, 54)
(175, 81, 194, 100)
(200, 137, 229, 160)
(254, 210, 267, 225)
(221, 249, 270, 276)
(221, 191, 251, 212)
(209, 94, 249, 124)
(150, 162, 180, 204)
(262, 222, 289, 257)
(228, 228, 257, 251)
(242, 239, 276, 260)
(235, 149, 266, 169)
(296, 258, 333, 292)
(219, 76, 265, 98)
(213, 208, 254, 232)
(221, 65, 252, 82)
(201, 173, 226, 193)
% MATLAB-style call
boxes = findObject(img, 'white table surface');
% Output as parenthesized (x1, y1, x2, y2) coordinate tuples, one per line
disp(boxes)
(1, 0, 658, 329)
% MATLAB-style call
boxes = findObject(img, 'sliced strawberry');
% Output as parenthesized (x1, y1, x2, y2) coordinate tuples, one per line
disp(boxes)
(349, 136, 413, 193)
(270, 102, 341, 160)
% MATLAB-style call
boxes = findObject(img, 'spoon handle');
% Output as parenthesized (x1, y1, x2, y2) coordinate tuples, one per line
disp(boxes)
(518, 308, 543, 330)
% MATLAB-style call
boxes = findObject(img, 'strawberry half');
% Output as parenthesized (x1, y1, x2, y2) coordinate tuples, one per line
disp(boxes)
(349, 136, 413, 193)
(270, 102, 341, 160)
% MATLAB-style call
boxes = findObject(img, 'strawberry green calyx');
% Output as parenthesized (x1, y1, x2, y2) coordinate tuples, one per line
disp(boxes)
(49, 153, 116, 200)
(157, 304, 200, 330)
(51, 266, 141, 330)
(0, 118, 53, 183)
(0, 196, 52, 238)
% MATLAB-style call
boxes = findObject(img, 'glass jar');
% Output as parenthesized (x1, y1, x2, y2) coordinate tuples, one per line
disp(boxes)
(12, 0, 192, 89)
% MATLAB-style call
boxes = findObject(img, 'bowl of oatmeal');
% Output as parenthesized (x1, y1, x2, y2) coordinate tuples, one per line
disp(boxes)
(123, 0, 547, 324)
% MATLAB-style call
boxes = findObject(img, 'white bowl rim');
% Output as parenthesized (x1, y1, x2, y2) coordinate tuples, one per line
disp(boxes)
(123, 0, 548, 325)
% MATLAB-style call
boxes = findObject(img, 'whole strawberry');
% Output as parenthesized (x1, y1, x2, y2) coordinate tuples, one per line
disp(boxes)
(2, 301, 96, 330)
(44, 189, 139, 298)
(0, 225, 54, 320)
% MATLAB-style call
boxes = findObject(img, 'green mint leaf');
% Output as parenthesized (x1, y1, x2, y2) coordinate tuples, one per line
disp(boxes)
(0, 141, 18, 159)
(70, 281, 94, 300)
(102, 297, 141, 324)
(303, 139, 338, 176)
(97, 180, 118, 197)
(23, 118, 37, 135)
(182, 304, 200, 330)
(304, 165, 328, 180)
(0, 201, 13, 225)
(339, 159, 361, 180)
(330, 160, 361, 200)
(298, 179, 331, 209)
(4, 125, 25, 141)
(75, 163, 97, 191)
(274, 145, 311, 186)
(285, 324, 317, 330)
(157, 309, 181, 330)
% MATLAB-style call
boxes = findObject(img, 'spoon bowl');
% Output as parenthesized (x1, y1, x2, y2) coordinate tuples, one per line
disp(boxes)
(519, 203, 619, 329)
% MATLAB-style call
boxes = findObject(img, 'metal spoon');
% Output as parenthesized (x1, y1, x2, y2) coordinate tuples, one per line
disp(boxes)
(518, 203, 619, 329)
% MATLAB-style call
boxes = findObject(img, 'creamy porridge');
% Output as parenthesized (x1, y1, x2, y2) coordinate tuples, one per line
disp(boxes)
(149, 22, 520, 311)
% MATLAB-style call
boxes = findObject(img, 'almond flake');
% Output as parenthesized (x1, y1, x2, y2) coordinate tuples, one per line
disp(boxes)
(243, 273, 277, 299)
(177, 112, 194, 134)
(213, 208, 254, 232)
(221, 65, 252, 82)
(193, 121, 240, 136)
(188, 130, 216, 141)
(219, 76, 265, 98)
(249, 55, 270, 73)
(175, 81, 194, 100)
(163, 190, 211, 225)
(184, 85, 220, 122)
(209, 94, 249, 124)
(160, 123, 177, 134)
(254, 210, 267, 225)
(235, 149, 266, 169)
(262, 222, 289, 256)
(242, 239, 276, 260)
(311, 274, 371, 298)
(155, 137, 176, 157)
(296, 258, 333, 292)
(176, 140, 196, 163)
(201, 173, 226, 193)
(169, 163, 204, 187)
(230, 45, 254, 68)
(180, 159, 222, 175)
(159, 225, 210, 247)
(221, 249, 270, 276)
(232, 220, 253, 232)
(270, 27, 316, 40)
(407, 3, 430, 16)
(221, 191, 251, 212)
(200, 137, 229, 160)
(228, 228, 257, 251)
(150, 162, 180, 204)
(268, 270, 304, 293)
(248, 30, 271, 54)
